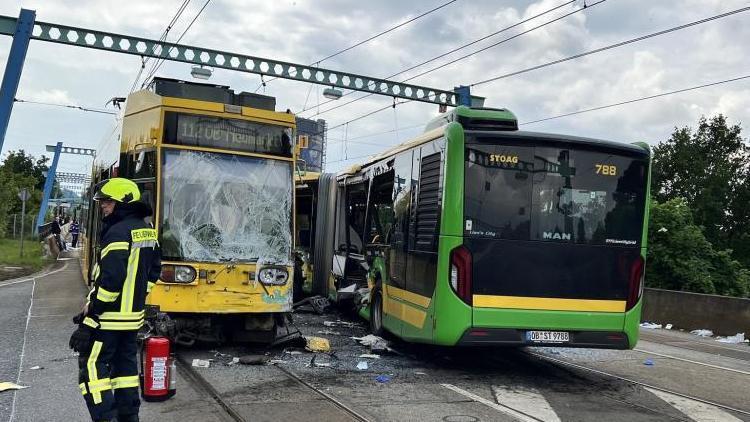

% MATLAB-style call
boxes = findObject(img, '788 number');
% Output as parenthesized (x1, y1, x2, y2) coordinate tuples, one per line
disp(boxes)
(595, 164, 617, 176)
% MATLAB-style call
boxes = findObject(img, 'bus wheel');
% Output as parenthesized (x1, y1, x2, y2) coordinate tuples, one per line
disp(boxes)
(371, 289, 385, 336)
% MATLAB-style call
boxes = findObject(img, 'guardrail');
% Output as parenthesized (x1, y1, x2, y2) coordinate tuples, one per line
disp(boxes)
(642, 288, 750, 336)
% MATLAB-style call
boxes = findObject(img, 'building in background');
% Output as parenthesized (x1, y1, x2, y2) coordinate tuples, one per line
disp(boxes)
(295, 117, 326, 173)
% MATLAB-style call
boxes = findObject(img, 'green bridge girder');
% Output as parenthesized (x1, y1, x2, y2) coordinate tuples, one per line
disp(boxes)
(0, 14, 480, 107)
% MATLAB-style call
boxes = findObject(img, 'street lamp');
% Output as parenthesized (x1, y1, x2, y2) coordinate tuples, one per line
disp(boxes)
(323, 87, 342, 100)
(191, 65, 212, 80)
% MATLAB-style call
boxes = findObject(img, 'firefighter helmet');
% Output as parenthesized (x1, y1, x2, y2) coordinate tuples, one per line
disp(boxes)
(92, 178, 141, 203)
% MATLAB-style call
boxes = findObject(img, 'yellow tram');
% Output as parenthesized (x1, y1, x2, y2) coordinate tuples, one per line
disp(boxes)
(84, 78, 300, 344)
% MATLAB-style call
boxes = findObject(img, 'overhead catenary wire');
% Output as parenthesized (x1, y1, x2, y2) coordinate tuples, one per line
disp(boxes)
(324, 73, 750, 167)
(298, 0, 575, 115)
(472, 5, 750, 87)
(142, 0, 213, 87)
(13, 98, 118, 115)
(128, 0, 192, 93)
(520, 74, 750, 126)
(255, 0, 460, 92)
(300, 0, 603, 117)
(306, 2, 746, 122)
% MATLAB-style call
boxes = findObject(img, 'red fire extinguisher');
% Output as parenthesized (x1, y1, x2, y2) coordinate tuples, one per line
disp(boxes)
(140, 336, 176, 401)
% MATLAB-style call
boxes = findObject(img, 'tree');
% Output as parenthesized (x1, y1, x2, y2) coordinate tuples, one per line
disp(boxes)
(1, 150, 49, 190)
(651, 115, 750, 267)
(0, 150, 49, 237)
(646, 199, 749, 297)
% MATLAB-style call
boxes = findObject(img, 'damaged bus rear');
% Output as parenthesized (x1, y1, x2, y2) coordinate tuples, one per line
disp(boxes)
(316, 106, 650, 349)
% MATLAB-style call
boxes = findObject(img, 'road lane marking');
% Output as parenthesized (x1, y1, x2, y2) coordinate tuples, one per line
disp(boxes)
(441, 383, 541, 422)
(645, 387, 744, 422)
(491, 385, 561, 422)
(9, 278, 36, 422)
(634, 348, 750, 376)
(0, 262, 70, 288)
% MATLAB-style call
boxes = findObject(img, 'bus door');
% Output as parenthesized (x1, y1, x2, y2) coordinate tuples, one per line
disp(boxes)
(403, 143, 443, 340)
(332, 180, 369, 300)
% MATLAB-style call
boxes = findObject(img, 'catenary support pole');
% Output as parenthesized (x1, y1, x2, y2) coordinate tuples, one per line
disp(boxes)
(35, 141, 62, 234)
(0, 8, 35, 153)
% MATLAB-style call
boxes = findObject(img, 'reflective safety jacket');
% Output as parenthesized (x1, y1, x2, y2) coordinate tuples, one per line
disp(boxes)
(84, 207, 161, 331)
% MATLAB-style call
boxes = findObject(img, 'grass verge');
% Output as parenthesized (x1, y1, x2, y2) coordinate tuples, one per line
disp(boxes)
(0, 238, 47, 279)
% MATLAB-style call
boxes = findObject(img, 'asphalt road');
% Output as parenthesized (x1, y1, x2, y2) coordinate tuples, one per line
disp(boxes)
(178, 310, 750, 422)
(0, 281, 32, 421)
(4, 256, 749, 422)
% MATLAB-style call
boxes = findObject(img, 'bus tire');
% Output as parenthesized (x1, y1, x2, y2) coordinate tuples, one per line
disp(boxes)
(371, 288, 386, 337)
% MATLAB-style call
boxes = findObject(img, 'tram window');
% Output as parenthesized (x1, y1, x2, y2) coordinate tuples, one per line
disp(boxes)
(133, 150, 156, 179)
(136, 181, 156, 226)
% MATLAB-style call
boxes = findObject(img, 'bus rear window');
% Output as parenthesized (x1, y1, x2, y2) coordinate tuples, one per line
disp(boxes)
(465, 141, 647, 246)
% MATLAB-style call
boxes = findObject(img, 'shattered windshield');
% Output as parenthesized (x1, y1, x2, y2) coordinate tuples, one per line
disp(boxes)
(160, 149, 293, 264)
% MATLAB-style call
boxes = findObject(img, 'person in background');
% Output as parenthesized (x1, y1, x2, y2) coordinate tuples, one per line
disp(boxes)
(70, 219, 81, 248)
(51, 216, 65, 251)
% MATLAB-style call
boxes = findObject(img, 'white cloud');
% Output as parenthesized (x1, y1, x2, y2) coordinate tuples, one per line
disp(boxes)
(0, 0, 747, 173)
(24, 88, 75, 104)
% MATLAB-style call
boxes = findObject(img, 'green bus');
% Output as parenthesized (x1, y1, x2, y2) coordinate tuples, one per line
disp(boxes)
(311, 106, 650, 349)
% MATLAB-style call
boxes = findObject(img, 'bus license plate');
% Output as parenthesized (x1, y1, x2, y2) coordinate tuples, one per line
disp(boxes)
(527, 331, 570, 343)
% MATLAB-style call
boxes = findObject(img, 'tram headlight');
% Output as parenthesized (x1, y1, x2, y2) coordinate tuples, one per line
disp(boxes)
(258, 267, 288, 285)
(160, 264, 197, 283)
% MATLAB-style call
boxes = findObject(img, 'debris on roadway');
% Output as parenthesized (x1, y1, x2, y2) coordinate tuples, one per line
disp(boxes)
(304, 336, 331, 352)
(690, 329, 714, 337)
(640, 322, 663, 329)
(352, 334, 391, 353)
(358, 354, 381, 359)
(0, 382, 27, 392)
(191, 358, 211, 368)
(323, 320, 358, 328)
(716, 333, 746, 344)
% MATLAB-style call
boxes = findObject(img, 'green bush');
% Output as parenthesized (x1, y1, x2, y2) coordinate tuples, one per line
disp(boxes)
(646, 199, 750, 297)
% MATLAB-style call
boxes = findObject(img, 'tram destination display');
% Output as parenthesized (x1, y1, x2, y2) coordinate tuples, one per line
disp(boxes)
(164, 112, 292, 156)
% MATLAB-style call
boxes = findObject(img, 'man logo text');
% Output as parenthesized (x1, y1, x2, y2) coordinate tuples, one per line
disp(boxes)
(543, 231, 571, 240)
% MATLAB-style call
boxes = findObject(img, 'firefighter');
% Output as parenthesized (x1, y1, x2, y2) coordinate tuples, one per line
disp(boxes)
(69, 178, 161, 422)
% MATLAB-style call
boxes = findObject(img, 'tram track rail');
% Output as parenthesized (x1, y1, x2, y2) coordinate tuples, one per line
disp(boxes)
(479, 348, 693, 421)
(175, 355, 246, 422)
(526, 350, 750, 418)
(175, 352, 372, 422)
(639, 330, 750, 362)
(390, 344, 696, 421)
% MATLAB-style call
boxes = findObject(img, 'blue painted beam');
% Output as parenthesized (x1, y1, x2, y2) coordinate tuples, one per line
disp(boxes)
(36, 141, 62, 234)
(0, 8, 35, 153)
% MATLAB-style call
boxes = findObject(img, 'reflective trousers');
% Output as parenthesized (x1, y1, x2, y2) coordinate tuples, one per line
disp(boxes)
(78, 330, 140, 421)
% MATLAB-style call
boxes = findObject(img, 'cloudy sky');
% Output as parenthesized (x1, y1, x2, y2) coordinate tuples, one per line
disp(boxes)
(1, 0, 748, 179)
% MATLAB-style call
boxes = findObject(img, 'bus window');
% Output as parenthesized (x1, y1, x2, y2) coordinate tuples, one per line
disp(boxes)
(366, 170, 395, 245)
(464, 144, 533, 239)
(389, 150, 413, 289)
(530, 147, 646, 246)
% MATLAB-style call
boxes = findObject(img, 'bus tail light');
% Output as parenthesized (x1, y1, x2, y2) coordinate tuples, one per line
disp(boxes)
(626, 256, 645, 311)
(450, 246, 472, 306)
